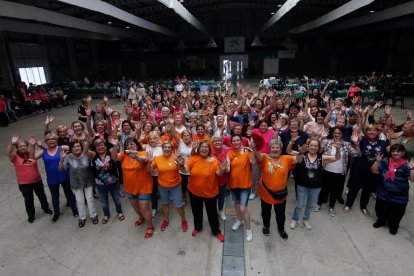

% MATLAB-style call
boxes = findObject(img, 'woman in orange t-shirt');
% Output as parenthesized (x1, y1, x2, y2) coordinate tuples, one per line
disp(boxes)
(110, 137, 154, 238)
(192, 124, 212, 146)
(255, 139, 304, 240)
(178, 140, 227, 242)
(148, 141, 188, 232)
(225, 134, 258, 242)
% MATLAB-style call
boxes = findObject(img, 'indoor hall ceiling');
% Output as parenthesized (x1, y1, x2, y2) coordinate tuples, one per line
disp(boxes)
(4, 0, 414, 43)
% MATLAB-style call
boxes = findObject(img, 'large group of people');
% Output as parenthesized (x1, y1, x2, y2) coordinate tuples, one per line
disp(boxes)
(6, 75, 414, 244)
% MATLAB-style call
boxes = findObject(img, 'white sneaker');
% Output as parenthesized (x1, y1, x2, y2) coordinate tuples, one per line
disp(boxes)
(329, 208, 336, 217)
(249, 193, 257, 200)
(232, 220, 243, 231)
(220, 211, 227, 221)
(246, 229, 253, 242)
(303, 220, 312, 230)
(290, 220, 297, 229)
(313, 205, 321, 212)
(151, 209, 157, 218)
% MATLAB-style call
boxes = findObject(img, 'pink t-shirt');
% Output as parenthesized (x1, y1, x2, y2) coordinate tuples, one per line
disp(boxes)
(212, 146, 231, 186)
(12, 154, 42, 184)
(252, 128, 275, 154)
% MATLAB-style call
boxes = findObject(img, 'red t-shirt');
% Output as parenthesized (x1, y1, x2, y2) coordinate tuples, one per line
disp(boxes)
(12, 154, 42, 184)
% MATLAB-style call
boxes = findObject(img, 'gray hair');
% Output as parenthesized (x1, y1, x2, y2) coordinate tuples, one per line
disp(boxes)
(269, 139, 283, 149)
(161, 107, 170, 114)
(212, 134, 223, 141)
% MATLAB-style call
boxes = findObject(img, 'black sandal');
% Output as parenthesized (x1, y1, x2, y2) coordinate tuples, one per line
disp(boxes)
(79, 219, 86, 228)
(92, 216, 99, 224)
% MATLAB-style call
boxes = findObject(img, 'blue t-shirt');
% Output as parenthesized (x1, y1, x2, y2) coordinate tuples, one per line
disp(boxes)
(354, 138, 388, 170)
(43, 146, 69, 185)
(377, 158, 410, 204)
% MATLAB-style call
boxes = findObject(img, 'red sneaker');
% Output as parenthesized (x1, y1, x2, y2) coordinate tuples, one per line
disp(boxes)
(192, 229, 200, 236)
(216, 233, 225, 242)
(181, 220, 188, 232)
(160, 219, 169, 231)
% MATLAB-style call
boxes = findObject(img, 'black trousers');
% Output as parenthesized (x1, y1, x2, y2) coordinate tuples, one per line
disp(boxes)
(151, 176, 158, 210)
(260, 199, 286, 231)
(189, 191, 221, 235)
(318, 170, 346, 208)
(375, 198, 407, 231)
(48, 181, 77, 215)
(345, 164, 379, 209)
(18, 181, 50, 219)
(0, 112, 9, 126)
(181, 174, 189, 196)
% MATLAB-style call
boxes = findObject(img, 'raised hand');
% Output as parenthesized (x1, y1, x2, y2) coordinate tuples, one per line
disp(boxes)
(191, 141, 199, 148)
(248, 139, 256, 150)
(406, 110, 412, 120)
(108, 136, 120, 147)
(147, 150, 154, 162)
(351, 130, 360, 145)
(11, 134, 20, 145)
(290, 132, 300, 142)
(375, 152, 383, 162)
(384, 105, 391, 115)
(36, 139, 43, 148)
(45, 115, 55, 125)
(134, 121, 142, 130)
(303, 75, 308, 81)
(85, 108, 92, 117)
(60, 147, 67, 159)
(103, 96, 108, 102)
(273, 120, 282, 131)
(27, 136, 36, 146)
(173, 151, 184, 165)
(219, 159, 229, 170)
(298, 144, 308, 153)
(323, 94, 330, 102)
(321, 127, 330, 139)
(408, 158, 414, 170)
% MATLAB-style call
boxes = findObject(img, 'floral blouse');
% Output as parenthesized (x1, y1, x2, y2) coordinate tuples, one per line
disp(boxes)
(91, 152, 118, 185)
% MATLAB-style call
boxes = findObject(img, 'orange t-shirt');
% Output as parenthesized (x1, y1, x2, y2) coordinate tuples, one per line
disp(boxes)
(258, 154, 294, 204)
(120, 151, 152, 195)
(192, 134, 212, 147)
(227, 149, 252, 189)
(151, 155, 181, 188)
(187, 155, 220, 198)
(160, 134, 179, 150)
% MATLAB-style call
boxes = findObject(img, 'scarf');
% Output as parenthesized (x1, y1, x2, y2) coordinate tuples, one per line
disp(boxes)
(384, 158, 407, 182)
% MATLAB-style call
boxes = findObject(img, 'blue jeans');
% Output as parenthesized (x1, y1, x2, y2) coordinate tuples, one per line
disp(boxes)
(218, 184, 228, 211)
(292, 185, 321, 221)
(96, 183, 123, 217)
(48, 181, 77, 216)
(231, 188, 250, 207)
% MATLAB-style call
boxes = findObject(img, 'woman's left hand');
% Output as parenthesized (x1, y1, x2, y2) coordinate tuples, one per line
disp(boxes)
(375, 152, 383, 162)
(408, 158, 414, 170)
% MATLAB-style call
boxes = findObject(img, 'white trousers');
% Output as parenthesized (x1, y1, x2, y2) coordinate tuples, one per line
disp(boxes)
(72, 186, 97, 220)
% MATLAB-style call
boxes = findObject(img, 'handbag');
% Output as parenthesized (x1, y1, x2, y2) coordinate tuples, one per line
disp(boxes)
(262, 180, 288, 200)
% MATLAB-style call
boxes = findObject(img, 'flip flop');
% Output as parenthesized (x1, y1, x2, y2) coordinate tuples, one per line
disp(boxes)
(118, 213, 125, 221)
(102, 216, 110, 224)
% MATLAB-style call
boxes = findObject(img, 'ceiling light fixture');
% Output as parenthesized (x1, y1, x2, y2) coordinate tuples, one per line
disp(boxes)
(271, 12, 275, 14)
(126, 26, 130, 29)
(370, 10, 375, 13)
(107, 21, 112, 24)
(277, 4, 282, 7)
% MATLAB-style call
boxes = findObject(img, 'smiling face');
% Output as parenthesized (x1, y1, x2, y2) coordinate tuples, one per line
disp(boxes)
(182, 131, 192, 143)
(269, 143, 282, 159)
(332, 128, 343, 141)
(308, 140, 320, 154)
(390, 148, 405, 161)
(316, 112, 325, 124)
(259, 121, 268, 133)
(96, 142, 106, 154)
(162, 142, 173, 156)
(366, 127, 379, 140)
(122, 122, 131, 133)
(71, 142, 82, 155)
(16, 141, 28, 154)
(72, 123, 83, 134)
(212, 138, 223, 149)
(96, 121, 105, 133)
(198, 142, 210, 158)
(125, 140, 137, 151)
(196, 126, 205, 136)
(45, 137, 57, 148)
(231, 135, 242, 149)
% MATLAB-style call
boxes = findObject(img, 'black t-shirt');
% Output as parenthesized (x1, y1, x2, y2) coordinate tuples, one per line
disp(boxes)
(294, 154, 324, 188)
(280, 130, 309, 154)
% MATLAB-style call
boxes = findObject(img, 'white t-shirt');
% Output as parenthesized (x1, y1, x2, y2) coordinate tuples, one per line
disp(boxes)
(146, 145, 163, 176)
(324, 147, 343, 174)
(178, 140, 192, 175)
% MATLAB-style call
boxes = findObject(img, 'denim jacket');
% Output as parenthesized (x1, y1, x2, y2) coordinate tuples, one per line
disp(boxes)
(322, 139, 360, 175)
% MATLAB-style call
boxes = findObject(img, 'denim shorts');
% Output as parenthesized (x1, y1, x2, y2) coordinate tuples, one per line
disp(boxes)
(158, 184, 184, 208)
(231, 188, 251, 207)
(127, 193, 151, 200)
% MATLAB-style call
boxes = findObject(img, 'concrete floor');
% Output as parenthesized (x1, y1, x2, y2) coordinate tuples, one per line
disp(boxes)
(0, 95, 413, 276)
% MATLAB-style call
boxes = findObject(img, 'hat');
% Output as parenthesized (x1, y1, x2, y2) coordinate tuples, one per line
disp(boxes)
(251, 132, 265, 151)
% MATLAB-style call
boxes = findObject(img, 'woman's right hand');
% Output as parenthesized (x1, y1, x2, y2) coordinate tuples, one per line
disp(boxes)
(45, 115, 54, 125)
(11, 134, 20, 145)
(67, 128, 74, 137)
(147, 150, 154, 162)
(375, 152, 383, 162)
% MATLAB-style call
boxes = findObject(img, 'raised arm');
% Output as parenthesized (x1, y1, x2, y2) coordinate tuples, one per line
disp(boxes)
(371, 153, 383, 174)
(44, 115, 54, 135)
(6, 135, 19, 161)
(322, 141, 342, 164)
